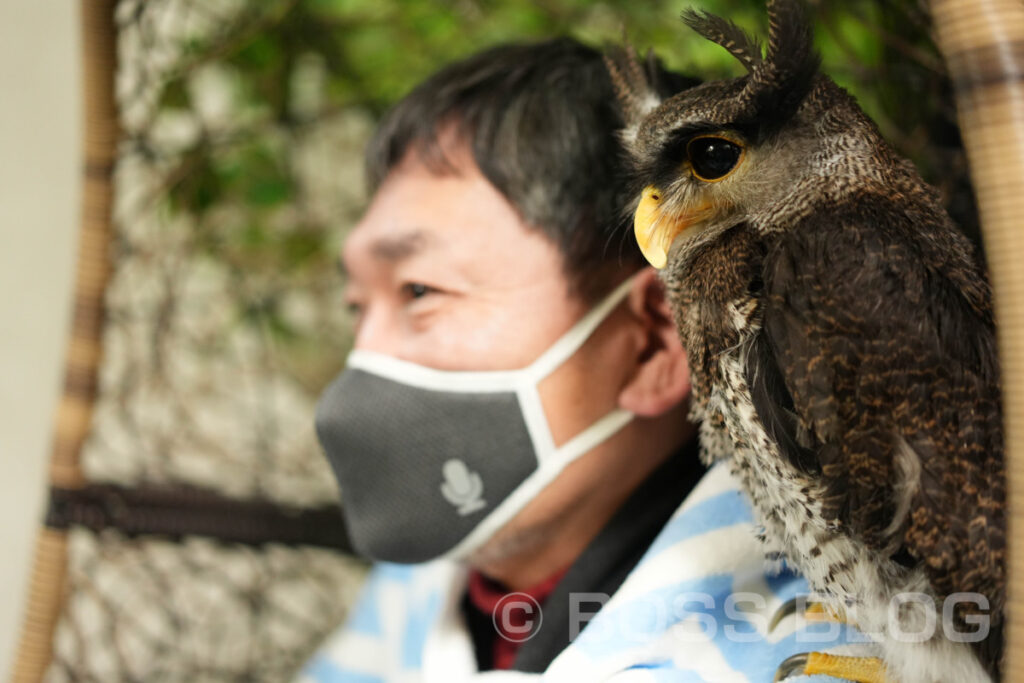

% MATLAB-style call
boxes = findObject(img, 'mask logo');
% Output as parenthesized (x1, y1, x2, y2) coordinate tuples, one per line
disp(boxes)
(440, 459, 486, 516)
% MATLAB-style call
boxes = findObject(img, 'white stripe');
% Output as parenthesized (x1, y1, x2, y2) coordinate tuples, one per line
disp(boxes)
(667, 462, 742, 521)
(661, 618, 750, 682)
(422, 564, 477, 682)
(605, 523, 763, 608)
(316, 632, 390, 677)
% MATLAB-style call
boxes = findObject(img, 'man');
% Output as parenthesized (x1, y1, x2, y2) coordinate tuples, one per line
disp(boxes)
(300, 38, 867, 681)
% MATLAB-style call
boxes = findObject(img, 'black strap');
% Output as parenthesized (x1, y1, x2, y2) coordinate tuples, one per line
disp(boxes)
(44, 483, 353, 551)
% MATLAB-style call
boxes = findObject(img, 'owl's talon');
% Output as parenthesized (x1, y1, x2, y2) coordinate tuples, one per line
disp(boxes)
(769, 597, 837, 632)
(774, 653, 807, 682)
(774, 652, 888, 683)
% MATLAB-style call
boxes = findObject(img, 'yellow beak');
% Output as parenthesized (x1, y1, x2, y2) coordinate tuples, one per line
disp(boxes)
(633, 186, 711, 269)
(634, 187, 675, 269)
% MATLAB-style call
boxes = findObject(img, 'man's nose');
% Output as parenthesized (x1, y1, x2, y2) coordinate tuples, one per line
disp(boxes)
(351, 304, 401, 357)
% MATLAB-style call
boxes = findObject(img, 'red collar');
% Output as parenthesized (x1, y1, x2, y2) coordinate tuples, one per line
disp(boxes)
(466, 567, 569, 670)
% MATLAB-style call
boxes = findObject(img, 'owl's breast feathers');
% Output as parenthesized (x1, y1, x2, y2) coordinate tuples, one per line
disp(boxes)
(669, 186, 1005, 652)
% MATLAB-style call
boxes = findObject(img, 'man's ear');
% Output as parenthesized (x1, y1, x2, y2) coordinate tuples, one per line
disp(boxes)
(617, 268, 691, 417)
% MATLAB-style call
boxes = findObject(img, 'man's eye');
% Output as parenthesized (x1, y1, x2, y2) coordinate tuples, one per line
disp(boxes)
(402, 282, 435, 300)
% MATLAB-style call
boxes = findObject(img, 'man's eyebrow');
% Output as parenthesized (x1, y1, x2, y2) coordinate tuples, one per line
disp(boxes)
(369, 229, 432, 263)
(336, 229, 434, 278)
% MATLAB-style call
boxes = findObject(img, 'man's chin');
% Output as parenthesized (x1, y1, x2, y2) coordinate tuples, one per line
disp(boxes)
(465, 522, 555, 571)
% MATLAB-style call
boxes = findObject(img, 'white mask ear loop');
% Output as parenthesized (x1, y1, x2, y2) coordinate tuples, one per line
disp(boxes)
(514, 274, 639, 466)
(523, 274, 639, 382)
(442, 274, 642, 561)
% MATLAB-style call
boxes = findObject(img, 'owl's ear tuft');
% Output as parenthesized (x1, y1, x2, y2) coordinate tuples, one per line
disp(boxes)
(742, 0, 820, 125)
(681, 9, 762, 73)
(604, 43, 662, 137)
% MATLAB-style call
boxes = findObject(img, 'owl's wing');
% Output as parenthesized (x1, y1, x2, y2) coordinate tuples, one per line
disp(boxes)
(753, 196, 1004, 605)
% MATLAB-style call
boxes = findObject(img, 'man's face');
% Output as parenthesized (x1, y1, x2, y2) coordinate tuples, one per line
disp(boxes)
(342, 145, 591, 374)
(339, 141, 692, 577)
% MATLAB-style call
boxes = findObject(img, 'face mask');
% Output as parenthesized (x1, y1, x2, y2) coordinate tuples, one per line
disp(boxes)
(314, 275, 636, 563)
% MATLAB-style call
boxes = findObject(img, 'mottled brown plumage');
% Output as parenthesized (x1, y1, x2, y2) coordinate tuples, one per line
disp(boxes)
(610, 2, 1006, 680)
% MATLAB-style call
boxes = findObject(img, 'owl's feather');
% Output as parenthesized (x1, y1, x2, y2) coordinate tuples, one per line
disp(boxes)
(685, 0, 820, 129)
(612, 0, 1006, 678)
(758, 189, 1004, 592)
(755, 189, 1006, 675)
(680, 9, 762, 71)
(604, 44, 662, 132)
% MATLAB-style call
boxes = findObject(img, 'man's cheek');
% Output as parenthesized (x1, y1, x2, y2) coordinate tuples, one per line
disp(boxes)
(398, 308, 503, 370)
(439, 308, 526, 368)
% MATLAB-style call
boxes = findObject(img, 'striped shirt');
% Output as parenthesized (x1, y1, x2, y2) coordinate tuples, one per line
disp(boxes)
(297, 464, 875, 682)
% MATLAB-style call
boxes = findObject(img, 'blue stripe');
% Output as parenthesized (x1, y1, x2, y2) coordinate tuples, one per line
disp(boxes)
(346, 563, 420, 636)
(302, 657, 384, 683)
(572, 574, 736, 657)
(375, 562, 416, 583)
(643, 489, 754, 560)
(574, 572, 870, 680)
(626, 661, 709, 682)
(345, 576, 383, 636)
(401, 590, 442, 669)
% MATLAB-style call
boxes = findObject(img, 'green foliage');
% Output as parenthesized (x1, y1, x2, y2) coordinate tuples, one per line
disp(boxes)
(144, 0, 966, 382)
(157, 0, 943, 123)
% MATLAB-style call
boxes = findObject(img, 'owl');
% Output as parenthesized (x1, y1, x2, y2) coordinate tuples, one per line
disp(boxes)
(607, 2, 1006, 681)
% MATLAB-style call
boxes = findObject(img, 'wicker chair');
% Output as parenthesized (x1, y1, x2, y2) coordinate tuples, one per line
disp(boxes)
(10, 1, 1024, 680)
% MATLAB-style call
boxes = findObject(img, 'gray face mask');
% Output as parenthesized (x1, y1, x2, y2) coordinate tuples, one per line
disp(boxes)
(314, 276, 636, 564)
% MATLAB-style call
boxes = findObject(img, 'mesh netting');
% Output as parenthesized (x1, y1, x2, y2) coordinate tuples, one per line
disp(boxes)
(49, 531, 364, 682)
(43, 1, 370, 679)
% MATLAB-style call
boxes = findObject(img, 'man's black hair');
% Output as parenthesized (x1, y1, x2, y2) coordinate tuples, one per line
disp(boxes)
(364, 37, 699, 301)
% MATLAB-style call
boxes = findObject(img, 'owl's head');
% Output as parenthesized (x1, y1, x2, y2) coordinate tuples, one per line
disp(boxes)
(609, 0, 830, 268)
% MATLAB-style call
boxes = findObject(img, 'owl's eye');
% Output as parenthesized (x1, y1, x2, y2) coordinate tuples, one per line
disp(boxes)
(687, 135, 743, 182)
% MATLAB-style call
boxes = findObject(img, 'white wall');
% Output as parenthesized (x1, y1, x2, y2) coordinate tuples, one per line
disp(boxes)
(0, 1, 79, 677)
